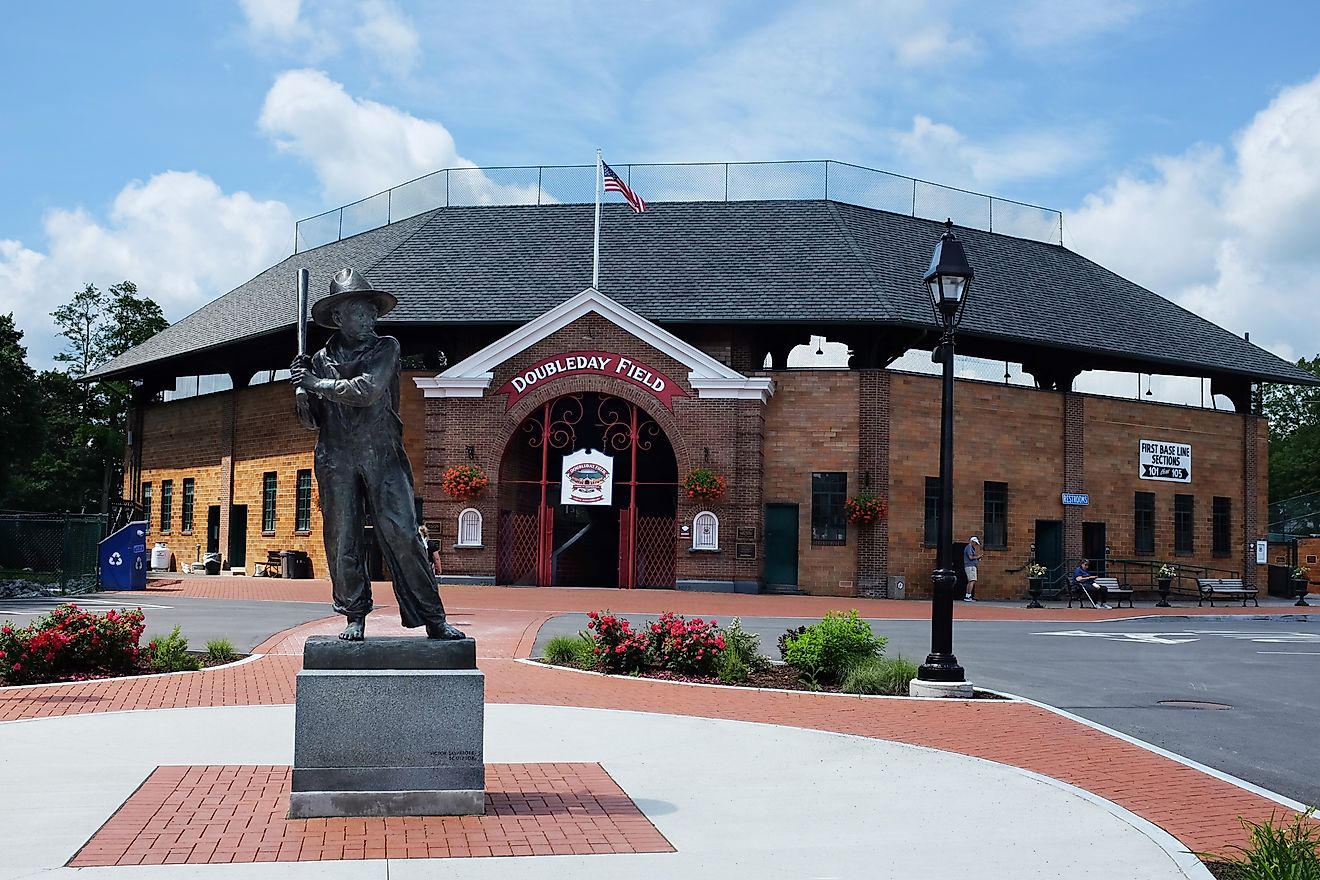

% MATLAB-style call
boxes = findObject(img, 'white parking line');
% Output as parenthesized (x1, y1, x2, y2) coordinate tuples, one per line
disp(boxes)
(1256, 651, 1320, 655)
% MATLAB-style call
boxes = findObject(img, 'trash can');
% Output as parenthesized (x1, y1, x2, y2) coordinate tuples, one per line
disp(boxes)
(280, 550, 312, 579)
(203, 552, 222, 575)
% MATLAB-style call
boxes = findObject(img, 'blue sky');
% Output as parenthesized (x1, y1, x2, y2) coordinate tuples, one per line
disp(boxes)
(3, 0, 1320, 374)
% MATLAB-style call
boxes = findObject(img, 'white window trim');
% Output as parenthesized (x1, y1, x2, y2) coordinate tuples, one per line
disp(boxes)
(456, 507, 484, 548)
(691, 510, 719, 552)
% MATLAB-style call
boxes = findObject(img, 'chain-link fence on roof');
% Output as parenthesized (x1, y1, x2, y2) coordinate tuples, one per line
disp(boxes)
(1269, 491, 1320, 541)
(294, 160, 1064, 253)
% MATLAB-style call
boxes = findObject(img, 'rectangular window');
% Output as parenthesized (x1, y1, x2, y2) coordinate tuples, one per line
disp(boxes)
(295, 469, 313, 533)
(810, 472, 847, 546)
(983, 481, 1008, 549)
(924, 476, 941, 545)
(160, 480, 173, 533)
(1174, 494, 1194, 555)
(181, 478, 195, 533)
(1134, 492, 1155, 555)
(142, 483, 152, 533)
(1212, 496, 1232, 557)
(262, 472, 277, 533)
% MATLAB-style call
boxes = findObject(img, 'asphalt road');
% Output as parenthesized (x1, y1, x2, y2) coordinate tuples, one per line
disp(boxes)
(0, 593, 333, 653)
(533, 611, 1320, 807)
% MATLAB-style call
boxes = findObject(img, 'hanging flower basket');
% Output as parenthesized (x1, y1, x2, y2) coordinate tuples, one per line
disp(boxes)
(442, 464, 489, 500)
(844, 493, 887, 525)
(681, 468, 727, 502)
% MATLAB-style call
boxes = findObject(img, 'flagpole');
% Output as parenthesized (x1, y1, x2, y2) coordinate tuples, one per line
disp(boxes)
(592, 149, 602, 290)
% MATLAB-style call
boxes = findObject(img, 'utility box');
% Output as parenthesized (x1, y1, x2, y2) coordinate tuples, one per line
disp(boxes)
(887, 575, 906, 600)
(99, 521, 149, 590)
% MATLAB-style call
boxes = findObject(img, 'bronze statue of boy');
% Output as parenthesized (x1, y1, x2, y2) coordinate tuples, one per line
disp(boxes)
(291, 267, 465, 641)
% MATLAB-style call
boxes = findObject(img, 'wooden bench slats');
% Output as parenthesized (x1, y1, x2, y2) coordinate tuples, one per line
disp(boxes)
(1196, 578, 1258, 607)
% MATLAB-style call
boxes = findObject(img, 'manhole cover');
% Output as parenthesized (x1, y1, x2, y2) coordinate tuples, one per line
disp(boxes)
(1157, 700, 1231, 710)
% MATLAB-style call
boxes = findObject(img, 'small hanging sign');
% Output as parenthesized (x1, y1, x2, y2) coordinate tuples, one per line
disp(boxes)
(561, 449, 614, 506)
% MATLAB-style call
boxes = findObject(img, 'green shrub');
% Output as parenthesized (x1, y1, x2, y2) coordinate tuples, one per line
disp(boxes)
(146, 626, 202, 672)
(544, 633, 595, 668)
(782, 611, 886, 687)
(719, 618, 769, 674)
(204, 639, 236, 663)
(1201, 808, 1320, 880)
(715, 647, 750, 683)
(842, 655, 919, 696)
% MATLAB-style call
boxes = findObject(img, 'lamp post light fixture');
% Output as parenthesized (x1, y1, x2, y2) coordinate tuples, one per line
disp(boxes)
(912, 219, 975, 698)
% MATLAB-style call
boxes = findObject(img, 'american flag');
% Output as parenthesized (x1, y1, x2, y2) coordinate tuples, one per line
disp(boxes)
(602, 161, 647, 213)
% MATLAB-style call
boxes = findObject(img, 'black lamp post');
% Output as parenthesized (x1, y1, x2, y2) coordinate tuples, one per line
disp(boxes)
(917, 219, 974, 689)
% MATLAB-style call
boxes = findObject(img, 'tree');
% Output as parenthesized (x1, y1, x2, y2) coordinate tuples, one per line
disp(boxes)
(1262, 355, 1320, 504)
(0, 315, 45, 506)
(43, 281, 170, 512)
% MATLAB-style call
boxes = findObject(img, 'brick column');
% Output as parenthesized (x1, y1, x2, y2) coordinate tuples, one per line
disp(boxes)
(1242, 414, 1261, 589)
(857, 370, 890, 597)
(216, 392, 237, 567)
(1063, 392, 1085, 562)
(735, 399, 766, 589)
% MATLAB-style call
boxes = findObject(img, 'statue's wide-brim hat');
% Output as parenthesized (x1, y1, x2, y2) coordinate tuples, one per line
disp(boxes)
(311, 267, 398, 328)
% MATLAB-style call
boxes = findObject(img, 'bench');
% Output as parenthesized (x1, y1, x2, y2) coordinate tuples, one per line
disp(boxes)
(1067, 576, 1133, 608)
(1197, 578, 1258, 607)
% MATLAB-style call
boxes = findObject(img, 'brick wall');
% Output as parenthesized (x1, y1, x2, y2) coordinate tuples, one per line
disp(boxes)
(762, 371, 860, 596)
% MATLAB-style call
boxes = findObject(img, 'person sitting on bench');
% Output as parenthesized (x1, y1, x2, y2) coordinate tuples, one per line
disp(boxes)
(1072, 558, 1111, 609)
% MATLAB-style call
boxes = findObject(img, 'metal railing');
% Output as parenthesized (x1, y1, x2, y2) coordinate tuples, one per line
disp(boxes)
(1106, 559, 1239, 597)
(0, 512, 109, 595)
(294, 159, 1064, 252)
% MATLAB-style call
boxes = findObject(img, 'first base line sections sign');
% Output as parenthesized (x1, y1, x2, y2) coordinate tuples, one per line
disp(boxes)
(1139, 439, 1192, 482)
(496, 351, 686, 410)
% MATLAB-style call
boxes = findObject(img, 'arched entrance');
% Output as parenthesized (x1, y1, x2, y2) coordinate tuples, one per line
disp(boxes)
(496, 392, 678, 588)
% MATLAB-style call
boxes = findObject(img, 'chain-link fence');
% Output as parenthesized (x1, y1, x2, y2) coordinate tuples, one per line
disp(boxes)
(0, 512, 108, 596)
(1269, 491, 1320, 541)
(295, 160, 1064, 252)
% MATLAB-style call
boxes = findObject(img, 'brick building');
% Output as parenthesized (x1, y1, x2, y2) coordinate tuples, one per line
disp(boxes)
(89, 199, 1315, 599)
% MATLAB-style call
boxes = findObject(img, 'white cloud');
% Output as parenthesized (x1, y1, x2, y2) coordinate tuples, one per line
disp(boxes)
(0, 172, 291, 369)
(258, 69, 539, 206)
(1001, 1, 1148, 48)
(1067, 72, 1320, 364)
(890, 114, 1098, 191)
(237, 0, 419, 76)
(353, 1, 419, 76)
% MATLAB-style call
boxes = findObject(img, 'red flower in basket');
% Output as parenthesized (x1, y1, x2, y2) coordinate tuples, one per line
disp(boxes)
(845, 493, 887, 525)
(681, 468, 727, 502)
(442, 464, 489, 501)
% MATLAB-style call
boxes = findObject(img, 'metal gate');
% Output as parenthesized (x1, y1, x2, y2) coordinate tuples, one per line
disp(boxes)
(498, 393, 676, 588)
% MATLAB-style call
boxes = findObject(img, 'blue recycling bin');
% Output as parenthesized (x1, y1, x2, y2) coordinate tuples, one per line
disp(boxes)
(99, 521, 149, 590)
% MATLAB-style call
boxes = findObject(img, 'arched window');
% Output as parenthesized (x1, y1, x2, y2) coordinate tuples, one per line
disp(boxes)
(457, 508, 483, 547)
(692, 511, 719, 551)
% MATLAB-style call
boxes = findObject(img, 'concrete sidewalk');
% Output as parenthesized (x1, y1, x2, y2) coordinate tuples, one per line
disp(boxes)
(0, 704, 1207, 878)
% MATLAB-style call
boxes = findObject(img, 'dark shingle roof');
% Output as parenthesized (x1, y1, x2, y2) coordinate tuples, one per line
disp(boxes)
(87, 200, 1315, 385)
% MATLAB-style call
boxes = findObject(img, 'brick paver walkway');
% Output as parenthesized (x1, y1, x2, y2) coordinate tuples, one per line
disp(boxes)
(70, 763, 672, 866)
(5, 582, 1316, 861)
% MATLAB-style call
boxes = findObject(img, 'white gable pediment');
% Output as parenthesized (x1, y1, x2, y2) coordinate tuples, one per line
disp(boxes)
(413, 287, 774, 402)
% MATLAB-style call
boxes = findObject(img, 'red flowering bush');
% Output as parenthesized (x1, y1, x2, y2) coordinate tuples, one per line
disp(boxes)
(647, 612, 726, 675)
(442, 464, 489, 500)
(681, 468, 727, 502)
(845, 493, 887, 525)
(586, 610, 648, 673)
(0, 604, 145, 685)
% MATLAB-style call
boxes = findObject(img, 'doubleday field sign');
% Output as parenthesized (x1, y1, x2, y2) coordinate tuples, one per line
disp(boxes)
(1139, 439, 1192, 483)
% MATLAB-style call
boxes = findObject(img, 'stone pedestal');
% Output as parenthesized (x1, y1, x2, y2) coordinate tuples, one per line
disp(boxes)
(289, 636, 484, 818)
(908, 678, 975, 699)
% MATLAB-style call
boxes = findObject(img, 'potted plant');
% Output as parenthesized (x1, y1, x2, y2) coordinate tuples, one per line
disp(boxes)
(1292, 566, 1311, 607)
(1156, 563, 1176, 608)
(681, 468, 727, 502)
(844, 493, 887, 525)
(442, 464, 489, 501)
(1025, 562, 1047, 609)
